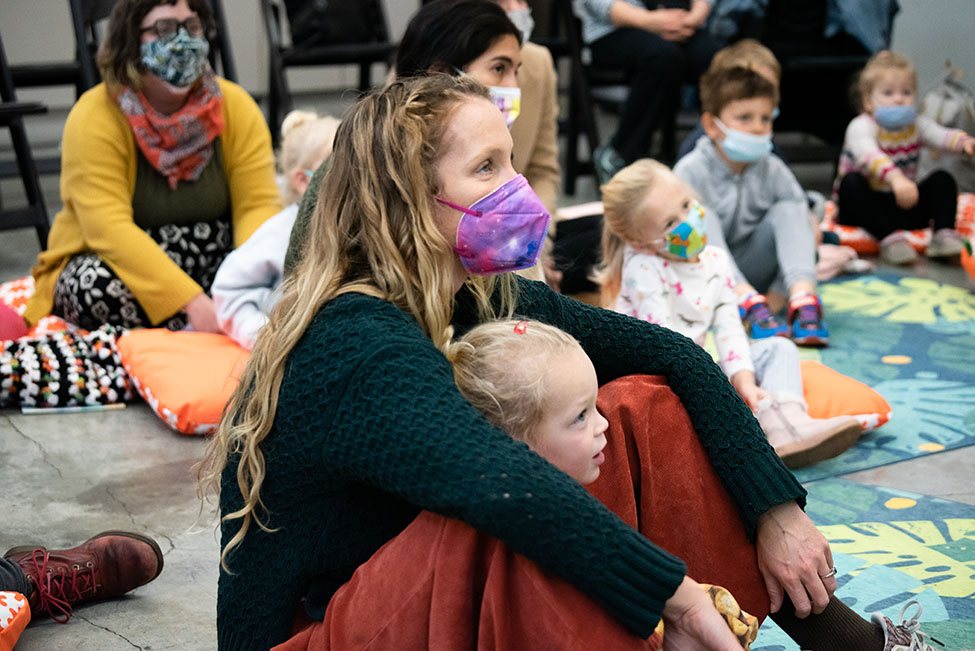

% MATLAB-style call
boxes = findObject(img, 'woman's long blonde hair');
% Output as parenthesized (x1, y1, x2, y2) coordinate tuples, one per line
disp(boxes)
(198, 74, 517, 569)
(593, 158, 676, 307)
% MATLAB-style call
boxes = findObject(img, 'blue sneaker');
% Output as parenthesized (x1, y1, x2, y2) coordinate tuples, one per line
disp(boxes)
(740, 294, 789, 339)
(788, 293, 829, 347)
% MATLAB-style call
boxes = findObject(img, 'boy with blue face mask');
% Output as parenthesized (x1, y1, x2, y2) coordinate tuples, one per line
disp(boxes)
(835, 51, 975, 265)
(674, 67, 829, 347)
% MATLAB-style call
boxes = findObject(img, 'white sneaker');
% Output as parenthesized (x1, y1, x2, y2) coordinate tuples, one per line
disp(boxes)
(926, 228, 964, 258)
(880, 232, 919, 265)
(754, 393, 862, 469)
(871, 601, 944, 651)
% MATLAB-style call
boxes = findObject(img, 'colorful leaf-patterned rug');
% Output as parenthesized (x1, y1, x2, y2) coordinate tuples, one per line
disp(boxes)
(791, 272, 975, 482)
(753, 479, 975, 650)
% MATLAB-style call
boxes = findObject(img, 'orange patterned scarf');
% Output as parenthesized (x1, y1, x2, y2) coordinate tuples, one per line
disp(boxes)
(116, 71, 225, 190)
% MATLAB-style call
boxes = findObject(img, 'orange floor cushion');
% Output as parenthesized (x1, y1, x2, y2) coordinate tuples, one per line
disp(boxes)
(0, 592, 30, 651)
(117, 329, 249, 435)
(801, 360, 891, 432)
(821, 192, 975, 255)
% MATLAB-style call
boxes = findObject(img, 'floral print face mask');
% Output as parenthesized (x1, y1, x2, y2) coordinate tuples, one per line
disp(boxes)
(435, 174, 550, 275)
(140, 29, 210, 87)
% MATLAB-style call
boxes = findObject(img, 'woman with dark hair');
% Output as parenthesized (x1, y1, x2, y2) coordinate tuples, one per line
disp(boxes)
(22, 0, 281, 333)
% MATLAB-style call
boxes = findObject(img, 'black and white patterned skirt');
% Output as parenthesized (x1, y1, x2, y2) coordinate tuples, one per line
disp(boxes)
(52, 218, 232, 331)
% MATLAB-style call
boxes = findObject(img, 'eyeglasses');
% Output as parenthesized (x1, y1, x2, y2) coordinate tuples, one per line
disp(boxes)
(140, 16, 205, 39)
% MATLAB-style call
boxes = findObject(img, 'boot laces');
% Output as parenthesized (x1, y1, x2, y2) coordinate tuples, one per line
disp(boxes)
(25, 549, 99, 623)
(893, 601, 943, 650)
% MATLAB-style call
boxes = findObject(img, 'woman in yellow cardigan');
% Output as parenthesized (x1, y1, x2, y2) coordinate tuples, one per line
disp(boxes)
(24, 0, 281, 332)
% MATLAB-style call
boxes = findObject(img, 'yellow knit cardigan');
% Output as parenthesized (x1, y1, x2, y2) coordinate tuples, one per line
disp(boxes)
(25, 78, 282, 325)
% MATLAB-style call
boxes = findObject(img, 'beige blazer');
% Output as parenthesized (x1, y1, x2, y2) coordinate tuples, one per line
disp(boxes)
(511, 42, 561, 220)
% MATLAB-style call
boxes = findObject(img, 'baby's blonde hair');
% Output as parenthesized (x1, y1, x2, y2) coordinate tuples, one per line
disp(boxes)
(446, 319, 583, 444)
(858, 50, 917, 109)
(277, 110, 341, 204)
(709, 38, 781, 83)
(594, 159, 689, 307)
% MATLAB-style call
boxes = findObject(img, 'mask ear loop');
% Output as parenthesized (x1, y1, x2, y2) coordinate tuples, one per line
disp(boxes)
(434, 197, 483, 217)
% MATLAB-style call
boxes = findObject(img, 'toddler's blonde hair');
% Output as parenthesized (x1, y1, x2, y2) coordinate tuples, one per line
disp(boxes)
(710, 38, 781, 83)
(446, 319, 583, 444)
(594, 159, 693, 307)
(277, 110, 341, 204)
(858, 50, 917, 110)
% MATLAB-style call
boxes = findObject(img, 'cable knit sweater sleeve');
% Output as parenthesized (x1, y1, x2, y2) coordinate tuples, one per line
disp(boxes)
(496, 278, 807, 533)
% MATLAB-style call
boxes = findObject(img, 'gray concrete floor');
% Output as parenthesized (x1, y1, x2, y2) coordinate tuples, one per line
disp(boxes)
(2, 94, 974, 650)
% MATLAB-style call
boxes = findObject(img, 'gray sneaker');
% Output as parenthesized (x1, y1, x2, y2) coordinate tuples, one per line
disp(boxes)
(926, 228, 964, 258)
(880, 233, 918, 265)
(593, 144, 625, 186)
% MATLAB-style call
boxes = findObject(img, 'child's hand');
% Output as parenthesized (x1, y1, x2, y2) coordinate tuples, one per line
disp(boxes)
(731, 371, 768, 408)
(963, 137, 975, 156)
(890, 175, 919, 210)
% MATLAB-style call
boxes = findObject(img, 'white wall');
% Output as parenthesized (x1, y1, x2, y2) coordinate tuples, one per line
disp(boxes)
(890, 0, 975, 95)
(0, 0, 421, 108)
(1, 0, 971, 109)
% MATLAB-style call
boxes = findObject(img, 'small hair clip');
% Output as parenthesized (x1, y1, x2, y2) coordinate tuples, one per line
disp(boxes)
(513, 320, 528, 335)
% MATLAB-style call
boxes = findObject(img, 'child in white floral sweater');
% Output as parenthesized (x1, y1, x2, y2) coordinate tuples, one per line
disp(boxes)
(597, 159, 861, 469)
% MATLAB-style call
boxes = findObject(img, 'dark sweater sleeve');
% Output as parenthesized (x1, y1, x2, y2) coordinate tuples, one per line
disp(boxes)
(328, 338, 686, 638)
(512, 278, 807, 535)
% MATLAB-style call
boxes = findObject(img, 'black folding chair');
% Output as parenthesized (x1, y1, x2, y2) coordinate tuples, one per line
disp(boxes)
(260, 0, 397, 141)
(0, 33, 50, 250)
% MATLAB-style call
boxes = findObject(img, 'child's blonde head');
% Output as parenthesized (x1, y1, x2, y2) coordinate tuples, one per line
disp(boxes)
(595, 159, 687, 306)
(858, 50, 917, 109)
(446, 319, 582, 444)
(277, 110, 341, 204)
(709, 39, 781, 84)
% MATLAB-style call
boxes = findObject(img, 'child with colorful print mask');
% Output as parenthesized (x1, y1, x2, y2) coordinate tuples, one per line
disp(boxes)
(673, 66, 829, 347)
(597, 159, 862, 469)
(835, 50, 975, 265)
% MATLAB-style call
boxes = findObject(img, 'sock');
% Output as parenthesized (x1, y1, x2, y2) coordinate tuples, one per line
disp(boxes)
(739, 292, 765, 309)
(770, 595, 886, 651)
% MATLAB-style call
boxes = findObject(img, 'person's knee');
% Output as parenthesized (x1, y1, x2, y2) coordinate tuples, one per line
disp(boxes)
(838, 172, 869, 194)
(923, 169, 957, 196)
(635, 39, 683, 71)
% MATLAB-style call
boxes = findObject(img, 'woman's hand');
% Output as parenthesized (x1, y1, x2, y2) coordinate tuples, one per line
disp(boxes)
(889, 173, 919, 210)
(756, 501, 836, 618)
(644, 9, 695, 41)
(661, 577, 743, 651)
(184, 293, 221, 334)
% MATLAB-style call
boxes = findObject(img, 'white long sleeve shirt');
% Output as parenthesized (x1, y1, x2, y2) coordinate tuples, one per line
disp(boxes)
(615, 245, 754, 380)
(211, 203, 297, 349)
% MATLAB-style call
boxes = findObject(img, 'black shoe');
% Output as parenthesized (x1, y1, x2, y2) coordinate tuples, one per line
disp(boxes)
(593, 144, 625, 186)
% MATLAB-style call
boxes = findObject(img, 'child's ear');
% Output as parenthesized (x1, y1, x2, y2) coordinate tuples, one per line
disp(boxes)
(701, 112, 722, 141)
(290, 167, 311, 198)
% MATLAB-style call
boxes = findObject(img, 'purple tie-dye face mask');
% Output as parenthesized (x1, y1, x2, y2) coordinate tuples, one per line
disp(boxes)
(435, 174, 550, 275)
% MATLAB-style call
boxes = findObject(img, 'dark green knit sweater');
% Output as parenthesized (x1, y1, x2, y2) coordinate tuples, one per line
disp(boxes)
(217, 278, 805, 650)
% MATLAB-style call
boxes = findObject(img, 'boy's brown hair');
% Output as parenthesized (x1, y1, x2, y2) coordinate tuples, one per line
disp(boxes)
(700, 66, 779, 117)
(709, 38, 782, 83)
(857, 50, 917, 107)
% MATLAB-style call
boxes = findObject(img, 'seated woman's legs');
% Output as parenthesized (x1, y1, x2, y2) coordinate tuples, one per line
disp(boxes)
(51, 218, 232, 330)
(589, 28, 684, 166)
(272, 375, 769, 651)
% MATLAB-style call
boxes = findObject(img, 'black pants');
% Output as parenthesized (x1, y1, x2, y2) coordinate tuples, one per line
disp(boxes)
(837, 171, 957, 241)
(0, 556, 31, 597)
(589, 27, 720, 164)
